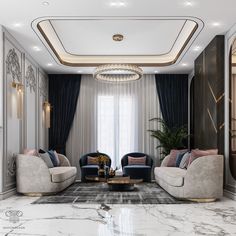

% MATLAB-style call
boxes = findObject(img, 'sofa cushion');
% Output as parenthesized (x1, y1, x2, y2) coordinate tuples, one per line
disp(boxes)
(49, 167, 77, 183)
(154, 167, 187, 187)
(82, 165, 99, 169)
(87, 156, 99, 165)
(167, 149, 187, 167)
(188, 149, 218, 167)
(128, 156, 146, 165)
(39, 152, 54, 168)
(179, 152, 191, 169)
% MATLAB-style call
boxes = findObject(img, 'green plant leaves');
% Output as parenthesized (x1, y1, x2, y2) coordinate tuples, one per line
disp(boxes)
(148, 118, 188, 159)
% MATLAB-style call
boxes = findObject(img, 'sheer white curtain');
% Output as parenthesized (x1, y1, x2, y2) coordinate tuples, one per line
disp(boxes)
(66, 74, 161, 178)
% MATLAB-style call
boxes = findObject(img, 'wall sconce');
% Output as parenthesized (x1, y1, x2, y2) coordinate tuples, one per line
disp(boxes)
(43, 101, 51, 128)
(12, 81, 24, 119)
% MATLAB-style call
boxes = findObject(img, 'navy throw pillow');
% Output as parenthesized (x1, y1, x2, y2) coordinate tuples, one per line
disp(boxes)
(175, 151, 187, 167)
(47, 150, 58, 167)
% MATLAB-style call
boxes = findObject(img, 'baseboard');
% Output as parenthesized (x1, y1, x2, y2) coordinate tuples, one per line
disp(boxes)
(224, 189, 236, 200)
(0, 188, 16, 200)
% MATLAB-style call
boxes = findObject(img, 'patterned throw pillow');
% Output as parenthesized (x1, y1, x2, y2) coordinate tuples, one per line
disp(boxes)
(167, 149, 187, 167)
(23, 149, 39, 156)
(39, 152, 54, 168)
(128, 156, 146, 165)
(179, 152, 191, 169)
(87, 156, 99, 165)
(188, 149, 218, 167)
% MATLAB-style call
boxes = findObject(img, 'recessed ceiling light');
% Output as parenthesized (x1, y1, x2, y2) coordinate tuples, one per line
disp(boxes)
(211, 22, 221, 27)
(47, 63, 53, 66)
(182, 63, 188, 66)
(154, 70, 159, 73)
(32, 46, 41, 52)
(193, 46, 202, 52)
(77, 70, 82, 73)
(42, 1, 50, 6)
(109, 1, 127, 7)
(183, 1, 194, 6)
(12, 22, 23, 28)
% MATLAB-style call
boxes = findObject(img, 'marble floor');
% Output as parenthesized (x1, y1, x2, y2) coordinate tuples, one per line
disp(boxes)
(0, 195, 235, 236)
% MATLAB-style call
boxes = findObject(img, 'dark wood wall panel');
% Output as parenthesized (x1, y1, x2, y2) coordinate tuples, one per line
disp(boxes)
(191, 35, 225, 154)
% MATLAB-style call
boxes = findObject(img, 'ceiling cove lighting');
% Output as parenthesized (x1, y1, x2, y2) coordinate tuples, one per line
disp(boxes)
(33, 16, 203, 67)
(94, 64, 143, 82)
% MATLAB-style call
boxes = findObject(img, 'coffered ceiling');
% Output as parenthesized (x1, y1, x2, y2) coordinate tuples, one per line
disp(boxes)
(0, 0, 236, 74)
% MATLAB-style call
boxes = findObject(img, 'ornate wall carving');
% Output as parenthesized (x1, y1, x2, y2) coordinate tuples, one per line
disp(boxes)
(25, 65, 36, 93)
(5, 48, 21, 83)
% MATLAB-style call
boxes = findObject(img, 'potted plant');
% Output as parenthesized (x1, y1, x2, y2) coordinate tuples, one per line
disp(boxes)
(148, 118, 188, 160)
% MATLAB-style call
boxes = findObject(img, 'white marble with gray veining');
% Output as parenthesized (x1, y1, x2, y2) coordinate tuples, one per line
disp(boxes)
(0, 195, 235, 236)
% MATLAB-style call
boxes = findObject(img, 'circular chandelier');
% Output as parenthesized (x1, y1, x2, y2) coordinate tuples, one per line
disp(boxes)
(94, 64, 143, 82)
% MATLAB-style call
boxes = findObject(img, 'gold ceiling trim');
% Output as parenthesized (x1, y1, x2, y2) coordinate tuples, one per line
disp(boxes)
(32, 17, 203, 67)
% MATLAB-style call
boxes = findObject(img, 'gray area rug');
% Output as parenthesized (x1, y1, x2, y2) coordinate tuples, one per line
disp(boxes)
(32, 182, 191, 204)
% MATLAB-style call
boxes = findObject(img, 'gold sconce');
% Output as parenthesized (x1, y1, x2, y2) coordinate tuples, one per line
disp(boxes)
(12, 81, 24, 119)
(43, 101, 51, 128)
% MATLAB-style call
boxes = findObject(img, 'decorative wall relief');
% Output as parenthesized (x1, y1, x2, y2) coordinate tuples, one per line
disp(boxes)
(7, 153, 16, 177)
(25, 65, 36, 93)
(38, 71, 48, 150)
(5, 48, 21, 83)
(4, 36, 23, 191)
(24, 59, 37, 149)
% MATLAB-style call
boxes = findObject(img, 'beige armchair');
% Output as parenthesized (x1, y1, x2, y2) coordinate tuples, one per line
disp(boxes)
(16, 153, 77, 196)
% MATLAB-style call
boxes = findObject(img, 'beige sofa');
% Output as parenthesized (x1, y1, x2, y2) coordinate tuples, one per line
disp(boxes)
(154, 155, 224, 201)
(16, 153, 77, 196)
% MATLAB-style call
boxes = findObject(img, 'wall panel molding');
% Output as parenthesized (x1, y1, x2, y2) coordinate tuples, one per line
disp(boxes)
(1, 28, 48, 193)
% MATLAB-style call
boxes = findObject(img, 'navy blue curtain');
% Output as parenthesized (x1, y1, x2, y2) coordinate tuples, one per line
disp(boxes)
(155, 74, 188, 129)
(49, 74, 81, 155)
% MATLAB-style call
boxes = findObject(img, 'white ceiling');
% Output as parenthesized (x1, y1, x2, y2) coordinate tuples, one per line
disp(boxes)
(49, 19, 187, 55)
(0, 0, 236, 75)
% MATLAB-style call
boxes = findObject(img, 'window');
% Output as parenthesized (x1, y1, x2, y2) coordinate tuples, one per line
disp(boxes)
(97, 95, 134, 167)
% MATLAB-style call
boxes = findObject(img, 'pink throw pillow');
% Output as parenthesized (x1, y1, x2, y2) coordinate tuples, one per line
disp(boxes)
(23, 149, 39, 156)
(167, 149, 187, 167)
(188, 149, 218, 166)
(128, 156, 146, 165)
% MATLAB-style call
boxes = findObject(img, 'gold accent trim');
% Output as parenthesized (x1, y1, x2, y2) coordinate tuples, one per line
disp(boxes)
(188, 198, 216, 203)
(219, 123, 225, 130)
(208, 82, 225, 103)
(113, 34, 124, 42)
(36, 18, 199, 67)
(207, 108, 218, 133)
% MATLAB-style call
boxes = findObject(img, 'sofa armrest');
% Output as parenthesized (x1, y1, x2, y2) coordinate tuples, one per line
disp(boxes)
(16, 154, 51, 183)
(58, 154, 71, 166)
(161, 155, 170, 167)
(184, 155, 224, 198)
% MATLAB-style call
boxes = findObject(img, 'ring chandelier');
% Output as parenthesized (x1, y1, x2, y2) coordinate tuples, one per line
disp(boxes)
(94, 64, 143, 82)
